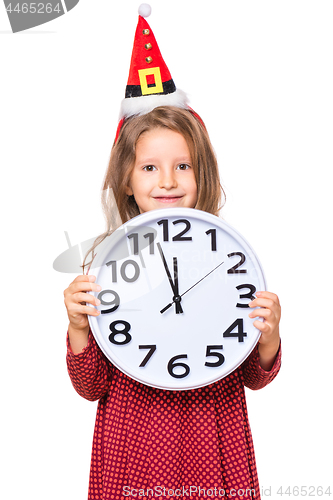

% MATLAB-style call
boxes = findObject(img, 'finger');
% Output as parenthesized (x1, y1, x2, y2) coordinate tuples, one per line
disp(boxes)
(253, 291, 279, 303)
(70, 303, 101, 317)
(253, 319, 270, 333)
(71, 274, 97, 284)
(73, 292, 101, 307)
(68, 275, 97, 291)
(67, 281, 102, 295)
(248, 297, 278, 311)
(249, 308, 273, 320)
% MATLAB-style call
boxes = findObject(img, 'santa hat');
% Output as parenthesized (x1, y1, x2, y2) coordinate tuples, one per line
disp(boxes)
(115, 4, 204, 141)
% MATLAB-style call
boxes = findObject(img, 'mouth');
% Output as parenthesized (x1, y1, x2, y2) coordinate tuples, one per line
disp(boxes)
(153, 196, 183, 203)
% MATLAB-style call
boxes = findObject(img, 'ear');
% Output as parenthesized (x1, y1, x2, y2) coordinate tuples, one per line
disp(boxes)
(125, 185, 133, 196)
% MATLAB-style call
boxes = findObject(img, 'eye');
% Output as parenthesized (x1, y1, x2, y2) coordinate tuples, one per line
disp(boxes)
(177, 164, 191, 170)
(143, 165, 156, 172)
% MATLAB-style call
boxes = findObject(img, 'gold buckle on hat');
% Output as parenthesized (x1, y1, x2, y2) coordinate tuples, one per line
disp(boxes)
(138, 67, 163, 95)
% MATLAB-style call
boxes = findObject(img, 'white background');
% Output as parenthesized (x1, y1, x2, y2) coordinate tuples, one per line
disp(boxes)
(1, 1, 332, 498)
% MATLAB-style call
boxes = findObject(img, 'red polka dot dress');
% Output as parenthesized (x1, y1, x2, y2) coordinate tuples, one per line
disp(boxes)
(67, 331, 281, 500)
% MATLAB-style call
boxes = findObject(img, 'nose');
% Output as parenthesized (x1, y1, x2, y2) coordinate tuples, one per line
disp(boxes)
(158, 169, 178, 190)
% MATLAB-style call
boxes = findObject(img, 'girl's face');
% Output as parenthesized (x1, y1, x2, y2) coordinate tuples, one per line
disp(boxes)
(126, 128, 198, 214)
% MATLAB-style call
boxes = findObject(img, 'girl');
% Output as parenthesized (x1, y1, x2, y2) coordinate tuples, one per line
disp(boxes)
(64, 7, 281, 500)
(64, 106, 281, 500)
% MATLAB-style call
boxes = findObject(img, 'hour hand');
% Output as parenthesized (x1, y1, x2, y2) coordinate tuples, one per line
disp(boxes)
(157, 243, 183, 314)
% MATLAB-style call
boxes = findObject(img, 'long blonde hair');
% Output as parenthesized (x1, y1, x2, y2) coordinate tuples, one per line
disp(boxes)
(83, 106, 225, 270)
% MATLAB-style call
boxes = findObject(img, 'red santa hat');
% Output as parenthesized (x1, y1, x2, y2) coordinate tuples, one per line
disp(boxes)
(115, 4, 204, 141)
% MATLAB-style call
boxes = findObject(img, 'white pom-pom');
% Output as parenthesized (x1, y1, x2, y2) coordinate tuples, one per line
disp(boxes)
(138, 3, 151, 18)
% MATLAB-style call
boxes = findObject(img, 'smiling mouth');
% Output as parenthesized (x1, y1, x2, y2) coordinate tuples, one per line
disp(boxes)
(154, 196, 183, 203)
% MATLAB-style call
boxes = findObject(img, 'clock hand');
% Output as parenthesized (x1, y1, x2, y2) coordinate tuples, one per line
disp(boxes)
(157, 243, 183, 314)
(180, 261, 224, 298)
(160, 261, 224, 314)
(172, 256, 183, 314)
(156, 242, 175, 292)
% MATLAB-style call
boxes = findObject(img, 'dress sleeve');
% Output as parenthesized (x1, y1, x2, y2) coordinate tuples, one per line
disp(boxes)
(241, 341, 281, 390)
(66, 328, 114, 401)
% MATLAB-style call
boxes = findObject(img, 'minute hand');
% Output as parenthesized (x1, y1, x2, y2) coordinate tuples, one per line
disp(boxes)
(160, 261, 224, 314)
(157, 243, 183, 314)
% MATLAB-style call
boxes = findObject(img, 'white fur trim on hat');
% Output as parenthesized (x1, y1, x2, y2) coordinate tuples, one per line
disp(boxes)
(119, 89, 189, 119)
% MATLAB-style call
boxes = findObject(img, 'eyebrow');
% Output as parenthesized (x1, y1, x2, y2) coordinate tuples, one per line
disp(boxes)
(136, 156, 192, 164)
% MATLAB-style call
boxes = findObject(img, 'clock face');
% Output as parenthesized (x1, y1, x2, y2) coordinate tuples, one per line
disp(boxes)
(88, 208, 266, 390)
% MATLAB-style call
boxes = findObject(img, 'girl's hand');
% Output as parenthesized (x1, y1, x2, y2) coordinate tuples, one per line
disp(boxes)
(64, 275, 101, 354)
(248, 291, 281, 371)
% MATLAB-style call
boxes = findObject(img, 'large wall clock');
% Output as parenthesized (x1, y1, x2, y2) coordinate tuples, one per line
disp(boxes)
(88, 208, 266, 390)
